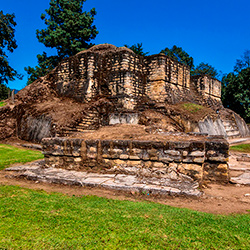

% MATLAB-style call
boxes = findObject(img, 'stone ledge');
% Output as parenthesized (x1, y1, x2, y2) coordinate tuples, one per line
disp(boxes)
(5, 161, 202, 197)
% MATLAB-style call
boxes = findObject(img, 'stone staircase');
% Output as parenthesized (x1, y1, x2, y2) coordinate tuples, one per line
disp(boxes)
(59, 108, 100, 137)
(222, 120, 240, 138)
(75, 109, 99, 132)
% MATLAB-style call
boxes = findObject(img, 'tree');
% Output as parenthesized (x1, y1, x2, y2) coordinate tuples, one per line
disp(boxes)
(0, 11, 22, 85)
(25, 53, 60, 85)
(191, 62, 218, 78)
(124, 43, 149, 56)
(222, 68, 250, 122)
(25, 0, 98, 84)
(234, 50, 250, 73)
(222, 50, 250, 122)
(0, 83, 10, 100)
(160, 45, 194, 69)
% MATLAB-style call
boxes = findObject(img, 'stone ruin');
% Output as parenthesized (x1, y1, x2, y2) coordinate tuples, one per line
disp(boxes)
(43, 43, 248, 138)
(1, 44, 250, 187)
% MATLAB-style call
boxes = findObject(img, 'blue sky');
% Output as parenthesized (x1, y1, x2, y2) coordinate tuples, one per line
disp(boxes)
(1, 0, 250, 90)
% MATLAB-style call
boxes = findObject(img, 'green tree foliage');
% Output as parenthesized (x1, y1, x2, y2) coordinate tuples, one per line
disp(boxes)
(25, 53, 60, 85)
(25, 0, 98, 85)
(160, 45, 194, 69)
(0, 83, 10, 100)
(124, 43, 149, 56)
(0, 11, 22, 85)
(222, 67, 250, 122)
(234, 50, 250, 73)
(191, 62, 218, 78)
(222, 50, 250, 122)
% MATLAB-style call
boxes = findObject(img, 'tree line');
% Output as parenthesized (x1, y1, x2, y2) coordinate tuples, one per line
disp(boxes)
(0, 0, 250, 122)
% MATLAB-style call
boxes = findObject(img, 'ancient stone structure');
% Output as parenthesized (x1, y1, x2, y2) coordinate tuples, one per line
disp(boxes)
(55, 44, 221, 111)
(42, 135, 229, 184)
(0, 43, 247, 142)
(48, 44, 247, 138)
(1, 43, 243, 187)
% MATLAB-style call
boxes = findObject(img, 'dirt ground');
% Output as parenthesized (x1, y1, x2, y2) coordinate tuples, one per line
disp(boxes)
(0, 138, 250, 215)
(0, 171, 250, 215)
(70, 124, 208, 141)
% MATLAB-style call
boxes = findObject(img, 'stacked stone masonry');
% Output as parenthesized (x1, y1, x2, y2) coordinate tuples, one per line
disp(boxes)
(55, 45, 221, 111)
(43, 136, 229, 184)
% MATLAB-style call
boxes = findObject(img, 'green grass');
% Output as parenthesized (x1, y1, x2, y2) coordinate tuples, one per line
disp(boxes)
(182, 103, 204, 113)
(0, 186, 249, 249)
(0, 101, 6, 107)
(0, 144, 44, 170)
(230, 143, 250, 153)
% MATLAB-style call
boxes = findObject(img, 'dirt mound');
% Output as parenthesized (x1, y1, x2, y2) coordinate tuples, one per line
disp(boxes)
(70, 124, 205, 141)
(165, 103, 217, 123)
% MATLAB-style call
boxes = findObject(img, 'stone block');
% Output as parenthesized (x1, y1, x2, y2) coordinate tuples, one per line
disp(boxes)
(87, 153, 97, 159)
(129, 155, 140, 160)
(74, 157, 82, 162)
(203, 163, 229, 183)
(89, 147, 97, 153)
(128, 160, 142, 166)
(113, 159, 126, 166)
(189, 151, 205, 157)
(177, 163, 203, 181)
(182, 151, 188, 157)
(207, 155, 228, 163)
(153, 162, 165, 168)
(113, 148, 123, 154)
(164, 150, 180, 156)
(143, 161, 152, 168)
(120, 154, 129, 160)
(193, 158, 204, 163)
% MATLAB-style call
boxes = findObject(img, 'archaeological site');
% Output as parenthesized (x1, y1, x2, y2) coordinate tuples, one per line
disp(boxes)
(1, 44, 250, 194)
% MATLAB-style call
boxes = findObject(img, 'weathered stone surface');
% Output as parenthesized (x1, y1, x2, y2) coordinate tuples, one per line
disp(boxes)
(177, 163, 203, 181)
(230, 172, 250, 185)
(203, 163, 229, 183)
(42, 137, 229, 184)
(4, 161, 202, 197)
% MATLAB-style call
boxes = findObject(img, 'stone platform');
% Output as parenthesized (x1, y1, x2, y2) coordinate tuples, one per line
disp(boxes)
(42, 135, 230, 185)
(5, 160, 201, 197)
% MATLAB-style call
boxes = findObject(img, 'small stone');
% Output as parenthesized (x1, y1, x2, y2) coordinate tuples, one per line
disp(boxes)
(153, 162, 164, 168)
(182, 151, 188, 157)
(193, 158, 204, 163)
(128, 160, 142, 166)
(120, 154, 129, 160)
(89, 147, 97, 153)
(164, 150, 180, 156)
(129, 155, 140, 160)
(113, 148, 123, 154)
(208, 156, 228, 162)
(74, 157, 82, 162)
(207, 150, 216, 155)
(190, 151, 205, 157)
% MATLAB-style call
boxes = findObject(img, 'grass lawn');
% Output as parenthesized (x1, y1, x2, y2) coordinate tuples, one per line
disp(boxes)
(0, 144, 249, 249)
(230, 143, 250, 153)
(0, 185, 249, 249)
(0, 144, 44, 170)
(181, 103, 204, 113)
(0, 101, 6, 107)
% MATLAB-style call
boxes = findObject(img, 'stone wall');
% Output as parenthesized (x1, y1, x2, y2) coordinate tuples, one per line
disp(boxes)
(42, 136, 229, 184)
(191, 75, 221, 101)
(54, 44, 220, 111)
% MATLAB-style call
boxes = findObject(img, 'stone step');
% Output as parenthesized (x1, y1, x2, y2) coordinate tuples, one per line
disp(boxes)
(225, 128, 239, 133)
(227, 131, 240, 137)
(76, 128, 96, 132)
